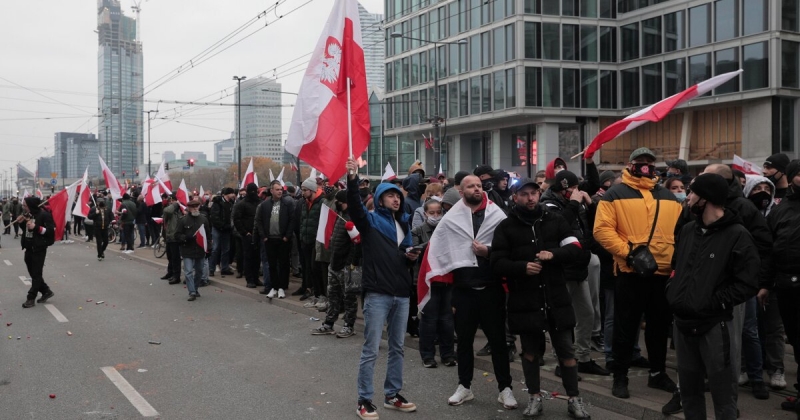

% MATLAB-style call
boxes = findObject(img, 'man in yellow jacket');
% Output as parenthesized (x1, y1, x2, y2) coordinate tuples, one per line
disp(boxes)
(593, 147, 682, 400)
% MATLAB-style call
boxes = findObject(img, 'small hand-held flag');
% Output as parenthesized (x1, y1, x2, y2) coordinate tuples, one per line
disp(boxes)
(98, 155, 122, 200)
(381, 162, 396, 181)
(195, 227, 208, 253)
(316, 203, 338, 249)
(177, 179, 190, 206)
(241, 157, 258, 188)
(72, 166, 91, 218)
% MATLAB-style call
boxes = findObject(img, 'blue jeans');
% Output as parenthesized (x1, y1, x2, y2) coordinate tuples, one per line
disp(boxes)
(357, 292, 409, 403)
(137, 223, 147, 246)
(259, 240, 272, 291)
(209, 228, 231, 273)
(741, 297, 764, 382)
(183, 257, 204, 296)
(604, 288, 642, 362)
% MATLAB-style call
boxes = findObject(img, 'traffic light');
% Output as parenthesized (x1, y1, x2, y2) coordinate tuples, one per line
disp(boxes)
(189, 159, 195, 167)
(165, 163, 169, 170)
(135, 169, 140, 176)
(122, 171, 126, 177)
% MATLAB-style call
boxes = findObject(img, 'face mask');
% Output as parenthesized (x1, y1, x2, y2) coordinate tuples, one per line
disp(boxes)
(481, 180, 494, 192)
(191, 211, 200, 216)
(749, 191, 771, 210)
(335, 203, 344, 212)
(631, 163, 657, 178)
(767, 173, 783, 185)
(665, 172, 679, 178)
(203, 195, 209, 201)
(426, 215, 442, 226)
(673, 192, 686, 202)
(690, 200, 706, 217)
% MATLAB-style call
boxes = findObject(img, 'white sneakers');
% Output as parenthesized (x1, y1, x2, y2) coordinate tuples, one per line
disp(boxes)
(266, 289, 277, 298)
(448, 385, 474, 406)
(738, 372, 749, 386)
(277, 288, 285, 299)
(497, 387, 518, 409)
(771, 370, 787, 390)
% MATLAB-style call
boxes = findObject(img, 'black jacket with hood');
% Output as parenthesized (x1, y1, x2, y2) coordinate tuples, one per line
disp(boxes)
(402, 174, 423, 215)
(20, 200, 55, 252)
(666, 209, 759, 335)
(232, 192, 261, 239)
(540, 188, 593, 281)
(209, 195, 233, 232)
(767, 187, 800, 287)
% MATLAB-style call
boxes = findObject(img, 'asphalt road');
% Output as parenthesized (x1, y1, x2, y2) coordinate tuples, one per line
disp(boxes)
(0, 241, 630, 419)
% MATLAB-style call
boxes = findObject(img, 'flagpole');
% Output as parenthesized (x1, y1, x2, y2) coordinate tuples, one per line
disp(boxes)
(346, 77, 354, 173)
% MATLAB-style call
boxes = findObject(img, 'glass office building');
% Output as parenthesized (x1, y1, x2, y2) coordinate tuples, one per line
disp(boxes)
(381, 0, 799, 177)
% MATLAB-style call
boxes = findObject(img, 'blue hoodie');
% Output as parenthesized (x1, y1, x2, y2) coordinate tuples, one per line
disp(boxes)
(347, 176, 413, 297)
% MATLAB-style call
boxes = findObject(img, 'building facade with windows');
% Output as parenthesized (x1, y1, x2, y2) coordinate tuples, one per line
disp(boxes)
(381, 0, 799, 178)
(54, 132, 100, 179)
(235, 77, 283, 164)
(214, 138, 235, 165)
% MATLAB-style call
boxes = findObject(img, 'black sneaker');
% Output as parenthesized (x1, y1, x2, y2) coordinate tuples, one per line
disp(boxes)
(357, 400, 379, 419)
(160, 273, 172, 280)
(648, 371, 677, 393)
(578, 360, 610, 376)
(612, 376, 630, 399)
(630, 356, 651, 369)
(442, 357, 457, 367)
(168, 278, 181, 285)
(187, 295, 197, 301)
(423, 359, 438, 368)
(384, 393, 416, 412)
(781, 396, 799, 411)
(220, 269, 235, 276)
(37, 291, 54, 303)
(476, 343, 492, 356)
(662, 390, 682, 414)
(751, 381, 770, 400)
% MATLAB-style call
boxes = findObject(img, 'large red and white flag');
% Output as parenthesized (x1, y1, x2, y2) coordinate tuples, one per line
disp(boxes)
(98, 155, 122, 200)
(155, 161, 172, 192)
(195, 226, 208, 253)
(315, 203, 338, 249)
(584, 69, 743, 159)
(48, 180, 79, 241)
(177, 179, 190, 206)
(241, 157, 258, 188)
(284, 0, 370, 182)
(381, 162, 396, 181)
(733, 154, 760, 175)
(72, 166, 91, 218)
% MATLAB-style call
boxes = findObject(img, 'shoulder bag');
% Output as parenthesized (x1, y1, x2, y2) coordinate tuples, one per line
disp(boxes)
(626, 195, 660, 277)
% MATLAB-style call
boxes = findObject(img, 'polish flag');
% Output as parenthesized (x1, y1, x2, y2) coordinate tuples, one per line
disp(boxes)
(195, 226, 208, 253)
(199, 186, 205, 200)
(276, 167, 286, 187)
(151, 217, 163, 225)
(241, 157, 258, 188)
(177, 179, 190, 206)
(315, 203, 338, 249)
(156, 161, 172, 192)
(142, 176, 157, 206)
(72, 167, 91, 218)
(47, 180, 79, 242)
(35, 189, 43, 199)
(584, 70, 743, 159)
(290, 162, 299, 171)
(98, 155, 122, 200)
(732, 154, 760, 175)
(284, 0, 370, 182)
(381, 162, 396, 181)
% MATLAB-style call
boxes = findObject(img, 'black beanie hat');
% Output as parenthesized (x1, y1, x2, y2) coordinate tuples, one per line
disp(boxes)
(765, 153, 790, 174)
(786, 159, 800, 182)
(551, 170, 580, 192)
(690, 173, 728, 206)
(473, 165, 494, 178)
(246, 183, 258, 194)
(599, 171, 616, 186)
(24, 196, 41, 211)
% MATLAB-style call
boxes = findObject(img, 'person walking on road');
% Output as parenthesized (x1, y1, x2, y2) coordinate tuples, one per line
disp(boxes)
(19, 196, 55, 308)
(87, 199, 113, 260)
(177, 199, 211, 301)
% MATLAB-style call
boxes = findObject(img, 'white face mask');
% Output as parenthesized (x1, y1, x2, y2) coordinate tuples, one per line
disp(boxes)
(191, 211, 200, 216)
(426, 215, 442, 226)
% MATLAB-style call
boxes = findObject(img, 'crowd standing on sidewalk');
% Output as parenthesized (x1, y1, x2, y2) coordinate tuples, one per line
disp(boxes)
(7, 149, 800, 420)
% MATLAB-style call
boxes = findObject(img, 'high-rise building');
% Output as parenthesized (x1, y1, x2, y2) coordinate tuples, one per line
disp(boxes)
(162, 151, 176, 163)
(215, 138, 235, 165)
(359, 3, 385, 90)
(382, 0, 798, 178)
(37, 157, 53, 180)
(234, 77, 283, 163)
(97, 0, 143, 177)
(54, 132, 100, 178)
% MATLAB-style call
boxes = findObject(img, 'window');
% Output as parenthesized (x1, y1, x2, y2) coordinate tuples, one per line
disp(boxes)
(563, 68, 579, 108)
(581, 25, 597, 62)
(543, 67, 560, 107)
(543, 0, 559, 15)
(743, 0, 767, 35)
(563, 25, 579, 61)
(581, 69, 598, 108)
(506, 68, 516, 108)
(785, 0, 799, 32)
(386, 63, 393, 92)
(439, 84, 447, 117)
(581, 0, 597, 17)
(470, 76, 481, 114)
(429, 49, 437, 81)
(642, 17, 661, 57)
(599, 0, 615, 18)
(689, 4, 710, 47)
(449, 42, 458, 76)
(449, 2, 459, 37)
(394, 59, 402, 90)
(411, 54, 419, 86)
(494, 27, 506, 63)
(689, 53, 712, 96)
(525, 67, 541, 106)
(438, 45, 448, 77)
(401, 94, 409, 126)
(410, 91, 419, 124)
(742, 42, 768, 90)
(402, 57, 409, 88)
(783, 40, 799, 88)
(481, 31, 492, 67)
(459, 80, 469, 116)
(563, 0, 578, 16)
(600, 26, 616, 62)
(482, 74, 492, 112)
(459, 42, 468, 75)
(642, 63, 662, 105)
(543, 23, 560, 60)
(419, 89, 428, 119)
(715, 0, 738, 42)
(494, 71, 506, 110)
(600, 70, 617, 109)
(621, 67, 639, 108)
(419, 52, 428, 83)
(664, 11, 684, 52)
(525, 22, 540, 59)
(449, 82, 459, 118)
(494, 0, 506, 21)
(621, 23, 639, 61)
(470, 0, 481, 28)
(459, 0, 468, 32)
(410, 17, 420, 49)
(715, 48, 739, 94)
(470, 34, 481, 70)
(429, 8, 440, 42)
(506, 24, 516, 60)
(665, 58, 686, 96)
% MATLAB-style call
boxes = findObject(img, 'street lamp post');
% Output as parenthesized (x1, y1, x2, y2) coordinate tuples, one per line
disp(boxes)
(233, 75, 247, 185)
(390, 33, 466, 177)
(144, 110, 157, 176)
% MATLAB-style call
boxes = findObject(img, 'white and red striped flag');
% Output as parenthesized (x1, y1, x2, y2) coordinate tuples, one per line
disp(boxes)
(381, 162, 396, 181)
(177, 179, 190, 206)
(284, 0, 370, 182)
(732, 154, 760, 175)
(290, 161, 299, 171)
(195, 226, 208, 253)
(199, 186, 205, 199)
(47, 180, 79, 242)
(151, 217, 163, 225)
(98, 155, 122, 200)
(315, 203, 338, 249)
(72, 166, 91, 218)
(155, 161, 172, 192)
(276, 167, 286, 187)
(22, 189, 30, 199)
(240, 157, 258, 188)
(583, 69, 743, 159)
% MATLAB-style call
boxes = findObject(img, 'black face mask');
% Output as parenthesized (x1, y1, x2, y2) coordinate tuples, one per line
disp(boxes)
(631, 163, 657, 178)
(481, 180, 494, 192)
(690, 200, 706, 217)
(767, 173, 783, 185)
(749, 191, 771, 211)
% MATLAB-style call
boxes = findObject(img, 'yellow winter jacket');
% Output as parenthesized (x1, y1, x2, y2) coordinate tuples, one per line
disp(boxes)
(593, 170, 682, 276)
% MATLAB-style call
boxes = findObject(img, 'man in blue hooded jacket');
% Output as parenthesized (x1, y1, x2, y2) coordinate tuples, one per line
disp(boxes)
(346, 158, 420, 419)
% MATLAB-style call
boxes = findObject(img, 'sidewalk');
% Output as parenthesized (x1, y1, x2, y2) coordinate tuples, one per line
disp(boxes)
(112, 243, 797, 419)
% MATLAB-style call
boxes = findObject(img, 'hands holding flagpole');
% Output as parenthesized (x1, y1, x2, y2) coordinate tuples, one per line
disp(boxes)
(346, 157, 358, 180)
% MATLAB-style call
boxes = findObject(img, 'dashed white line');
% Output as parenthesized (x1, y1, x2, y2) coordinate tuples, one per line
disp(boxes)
(101, 366, 159, 417)
(3, 260, 11, 266)
(43, 304, 68, 323)
(18, 276, 31, 286)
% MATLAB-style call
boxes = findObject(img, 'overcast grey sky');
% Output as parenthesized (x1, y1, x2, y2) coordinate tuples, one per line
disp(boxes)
(0, 0, 383, 174)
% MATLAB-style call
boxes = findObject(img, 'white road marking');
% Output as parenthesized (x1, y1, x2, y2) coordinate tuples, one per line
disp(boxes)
(3, 260, 11, 266)
(18, 276, 31, 286)
(101, 366, 159, 417)
(43, 304, 69, 323)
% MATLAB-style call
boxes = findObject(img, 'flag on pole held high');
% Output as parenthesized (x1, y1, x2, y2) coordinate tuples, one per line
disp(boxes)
(290, 162, 299, 172)
(156, 161, 172, 192)
(177, 179, 190, 206)
(583, 69, 743, 159)
(35, 189, 43, 199)
(284, 0, 370, 182)
(98, 155, 122, 200)
(72, 167, 91, 218)
(22, 189, 30, 199)
(199, 186, 205, 199)
(381, 162, 396, 181)
(315, 203, 338, 249)
(195, 226, 208, 253)
(269, 168, 276, 183)
(276, 167, 285, 187)
(241, 157, 258, 188)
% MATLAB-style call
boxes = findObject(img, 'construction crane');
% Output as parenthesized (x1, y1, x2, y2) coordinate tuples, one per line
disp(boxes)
(131, 0, 147, 42)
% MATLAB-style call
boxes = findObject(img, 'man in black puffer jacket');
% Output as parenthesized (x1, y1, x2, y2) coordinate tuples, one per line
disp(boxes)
(492, 178, 590, 419)
(19, 197, 56, 308)
(232, 183, 262, 288)
(209, 187, 235, 277)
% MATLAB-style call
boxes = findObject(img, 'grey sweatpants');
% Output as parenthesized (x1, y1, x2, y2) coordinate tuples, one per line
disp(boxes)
(566, 278, 594, 363)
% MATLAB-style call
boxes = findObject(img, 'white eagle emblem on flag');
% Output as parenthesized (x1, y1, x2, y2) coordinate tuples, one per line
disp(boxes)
(319, 36, 342, 91)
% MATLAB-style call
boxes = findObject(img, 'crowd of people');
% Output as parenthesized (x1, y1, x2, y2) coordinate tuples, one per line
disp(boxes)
(3, 148, 800, 420)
